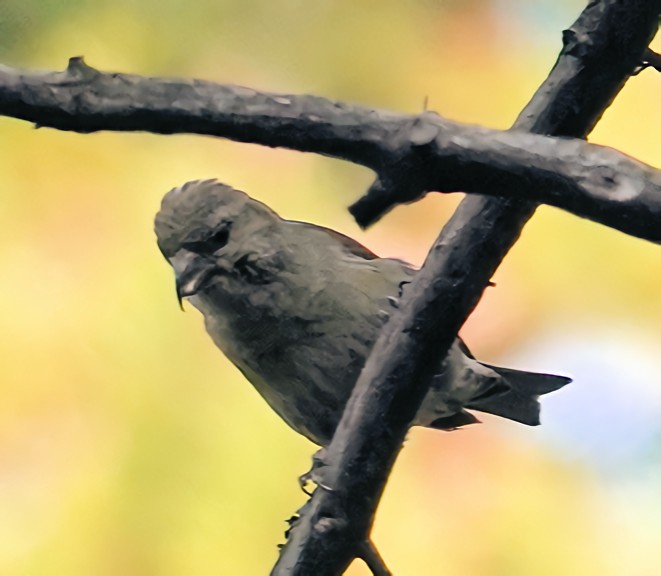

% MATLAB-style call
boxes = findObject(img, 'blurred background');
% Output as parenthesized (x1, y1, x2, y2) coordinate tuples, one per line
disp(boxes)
(0, 1, 659, 574)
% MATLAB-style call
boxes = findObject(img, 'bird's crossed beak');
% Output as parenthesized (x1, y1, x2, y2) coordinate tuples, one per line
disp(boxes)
(172, 251, 215, 310)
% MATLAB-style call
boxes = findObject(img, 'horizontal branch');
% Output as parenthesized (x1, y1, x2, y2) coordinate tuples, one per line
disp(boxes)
(0, 57, 400, 168)
(0, 58, 659, 242)
(351, 117, 661, 243)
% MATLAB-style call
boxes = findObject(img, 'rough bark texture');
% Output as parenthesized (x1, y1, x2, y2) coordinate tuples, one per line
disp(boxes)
(349, 117, 661, 242)
(0, 60, 659, 242)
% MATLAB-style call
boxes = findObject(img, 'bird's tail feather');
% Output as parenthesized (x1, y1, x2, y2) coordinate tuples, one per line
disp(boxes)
(466, 364, 571, 426)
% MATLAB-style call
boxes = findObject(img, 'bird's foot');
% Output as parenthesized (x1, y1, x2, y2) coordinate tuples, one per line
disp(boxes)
(298, 448, 333, 495)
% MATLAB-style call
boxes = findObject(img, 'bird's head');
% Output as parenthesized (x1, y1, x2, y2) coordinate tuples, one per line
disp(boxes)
(154, 179, 278, 308)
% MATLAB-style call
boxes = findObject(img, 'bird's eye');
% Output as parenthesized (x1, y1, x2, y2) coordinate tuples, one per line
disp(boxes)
(206, 227, 230, 252)
(183, 227, 230, 254)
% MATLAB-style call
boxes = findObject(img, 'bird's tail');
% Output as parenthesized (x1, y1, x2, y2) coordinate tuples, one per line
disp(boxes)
(467, 364, 571, 426)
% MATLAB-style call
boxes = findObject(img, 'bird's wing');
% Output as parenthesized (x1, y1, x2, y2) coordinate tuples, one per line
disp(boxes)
(287, 220, 380, 260)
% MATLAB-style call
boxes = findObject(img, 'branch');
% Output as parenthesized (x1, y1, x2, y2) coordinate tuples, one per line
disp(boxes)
(349, 117, 661, 243)
(272, 1, 659, 574)
(357, 541, 391, 576)
(0, 56, 397, 168)
(635, 48, 661, 73)
(0, 58, 659, 242)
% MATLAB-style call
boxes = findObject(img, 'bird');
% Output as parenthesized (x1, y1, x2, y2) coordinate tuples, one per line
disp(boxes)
(154, 179, 570, 446)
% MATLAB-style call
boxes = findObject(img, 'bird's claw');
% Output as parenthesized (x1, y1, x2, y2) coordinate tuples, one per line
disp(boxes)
(298, 470, 315, 496)
(298, 448, 333, 495)
(398, 280, 411, 297)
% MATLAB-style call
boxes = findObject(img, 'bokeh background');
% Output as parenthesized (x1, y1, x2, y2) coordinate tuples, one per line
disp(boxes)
(1, 1, 659, 574)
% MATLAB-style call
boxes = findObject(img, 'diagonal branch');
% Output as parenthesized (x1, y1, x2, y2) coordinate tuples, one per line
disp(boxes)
(272, 1, 659, 574)
(0, 57, 659, 242)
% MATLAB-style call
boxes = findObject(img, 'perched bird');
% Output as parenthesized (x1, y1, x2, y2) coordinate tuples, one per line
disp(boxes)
(154, 179, 570, 446)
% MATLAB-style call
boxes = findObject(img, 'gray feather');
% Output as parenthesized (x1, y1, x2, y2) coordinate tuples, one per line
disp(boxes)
(155, 180, 571, 445)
